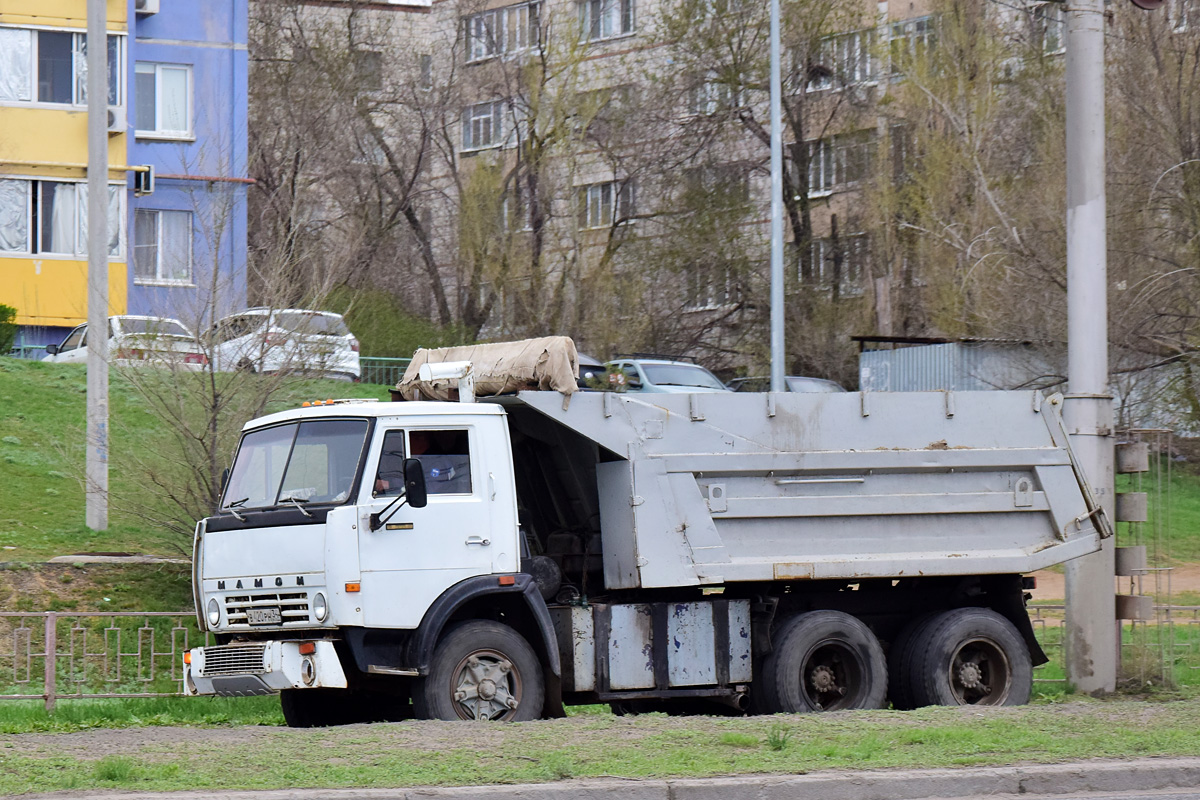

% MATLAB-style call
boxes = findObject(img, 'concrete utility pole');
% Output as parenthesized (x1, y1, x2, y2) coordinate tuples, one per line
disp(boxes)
(86, 0, 110, 531)
(1063, 0, 1116, 692)
(767, 0, 785, 393)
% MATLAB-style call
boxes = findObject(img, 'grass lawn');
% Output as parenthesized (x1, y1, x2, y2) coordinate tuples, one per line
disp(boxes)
(0, 357, 389, 562)
(2, 695, 1200, 794)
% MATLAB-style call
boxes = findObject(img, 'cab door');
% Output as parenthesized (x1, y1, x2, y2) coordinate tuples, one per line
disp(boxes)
(357, 423, 508, 629)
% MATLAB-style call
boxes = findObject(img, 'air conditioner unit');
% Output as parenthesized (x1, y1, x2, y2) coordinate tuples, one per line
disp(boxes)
(135, 0, 160, 14)
(107, 107, 126, 135)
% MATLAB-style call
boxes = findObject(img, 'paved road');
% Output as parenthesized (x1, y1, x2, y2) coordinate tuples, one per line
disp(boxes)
(20, 758, 1200, 800)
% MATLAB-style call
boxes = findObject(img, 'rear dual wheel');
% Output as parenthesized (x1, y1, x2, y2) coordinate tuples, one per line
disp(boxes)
(757, 610, 888, 713)
(889, 608, 1031, 709)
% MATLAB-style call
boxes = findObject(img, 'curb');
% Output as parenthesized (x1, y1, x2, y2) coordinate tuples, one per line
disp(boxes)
(22, 757, 1200, 800)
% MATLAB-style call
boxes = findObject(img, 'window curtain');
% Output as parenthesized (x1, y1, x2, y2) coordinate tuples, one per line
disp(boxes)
(0, 28, 32, 102)
(77, 184, 124, 257)
(161, 210, 192, 281)
(0, 180, 29, 252)
(44, 182, 77, 254)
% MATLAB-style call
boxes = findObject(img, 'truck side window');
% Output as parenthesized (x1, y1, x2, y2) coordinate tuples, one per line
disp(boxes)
(373, 430, 407, 496)
(410, 429, 472, 495)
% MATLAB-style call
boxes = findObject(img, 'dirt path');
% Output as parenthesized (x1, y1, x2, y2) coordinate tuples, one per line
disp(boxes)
(1029, 563, 1200, 602)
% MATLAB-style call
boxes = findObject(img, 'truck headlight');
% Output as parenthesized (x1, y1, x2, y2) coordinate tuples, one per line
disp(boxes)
(313, 592, 328, 622)
(207, 598, 221, 628)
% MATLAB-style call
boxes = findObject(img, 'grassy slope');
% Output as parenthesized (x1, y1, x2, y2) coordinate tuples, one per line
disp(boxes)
(0, 357, 388, 564)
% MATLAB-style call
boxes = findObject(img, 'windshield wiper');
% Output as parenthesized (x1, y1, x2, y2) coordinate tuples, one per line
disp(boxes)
(225, 497, 249, 522)
(278, 496, 313, 517)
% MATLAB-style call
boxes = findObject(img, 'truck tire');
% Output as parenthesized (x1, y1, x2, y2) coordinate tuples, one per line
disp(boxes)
(413, 621, 544, 721)
(905, 608, 1032, 707)
(759, 610, 888, 713)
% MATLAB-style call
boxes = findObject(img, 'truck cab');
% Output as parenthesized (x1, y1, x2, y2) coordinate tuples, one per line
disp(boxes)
(187, 400, 555, 723)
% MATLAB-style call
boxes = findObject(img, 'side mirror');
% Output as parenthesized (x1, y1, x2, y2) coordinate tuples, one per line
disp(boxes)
(45, 344, 59, 356)
(404, 458, 428, 508)
(220, 467, 230, 494)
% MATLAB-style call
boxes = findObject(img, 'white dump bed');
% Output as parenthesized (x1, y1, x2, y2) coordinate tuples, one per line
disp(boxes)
(508, 390, 1108, 590)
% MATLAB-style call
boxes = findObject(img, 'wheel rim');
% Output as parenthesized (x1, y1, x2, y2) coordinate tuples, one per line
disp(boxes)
(799, 639, 866, 711)
(446, 648, 523, 720)
(948, 638, 1011, 705)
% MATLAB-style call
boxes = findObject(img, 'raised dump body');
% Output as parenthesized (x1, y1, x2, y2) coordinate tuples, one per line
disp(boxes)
(504, 389, 1106, 590)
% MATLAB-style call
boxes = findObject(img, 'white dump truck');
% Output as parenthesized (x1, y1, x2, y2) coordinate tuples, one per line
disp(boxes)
(184, 338, 1108, 725)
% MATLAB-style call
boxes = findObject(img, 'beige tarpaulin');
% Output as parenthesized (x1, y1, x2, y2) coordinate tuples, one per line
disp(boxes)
(396, 336, 579, 402)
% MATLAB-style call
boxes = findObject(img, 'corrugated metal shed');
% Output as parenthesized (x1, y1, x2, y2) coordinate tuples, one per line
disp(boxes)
(858, 342, 1063, 393)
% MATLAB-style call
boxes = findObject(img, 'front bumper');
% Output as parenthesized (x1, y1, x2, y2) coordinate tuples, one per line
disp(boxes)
(184, 640, 347, 697)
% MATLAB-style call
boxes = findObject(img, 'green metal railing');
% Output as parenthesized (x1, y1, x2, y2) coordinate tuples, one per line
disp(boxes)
(360, 356, 412, 387)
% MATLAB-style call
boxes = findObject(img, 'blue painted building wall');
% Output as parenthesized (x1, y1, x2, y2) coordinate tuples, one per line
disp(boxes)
(125, 0, 249, 333)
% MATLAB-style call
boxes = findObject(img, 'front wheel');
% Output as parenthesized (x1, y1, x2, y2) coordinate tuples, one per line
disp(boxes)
(413, 621, 544, 721)
(757, 610, 888, 713)
(905, 608, 1032, 707)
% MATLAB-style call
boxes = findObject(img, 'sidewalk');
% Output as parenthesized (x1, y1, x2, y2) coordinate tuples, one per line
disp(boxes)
(23, 757, 1200, 800)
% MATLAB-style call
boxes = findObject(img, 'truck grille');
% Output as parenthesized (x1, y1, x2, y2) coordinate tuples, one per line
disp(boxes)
(224, 591, 311, 627)
(199, 643, 268, 676)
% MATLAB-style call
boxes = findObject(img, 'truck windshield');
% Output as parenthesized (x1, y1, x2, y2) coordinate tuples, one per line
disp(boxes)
(222, 419, 369, 511)
(642, 364, 726, 390)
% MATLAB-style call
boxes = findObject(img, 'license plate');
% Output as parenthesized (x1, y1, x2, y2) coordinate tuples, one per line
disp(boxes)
(247, 607, 282, 625)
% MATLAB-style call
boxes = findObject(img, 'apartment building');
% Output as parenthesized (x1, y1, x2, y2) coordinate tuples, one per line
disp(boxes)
(251, 0, 1069, 367)
(1, 0, 248, 353)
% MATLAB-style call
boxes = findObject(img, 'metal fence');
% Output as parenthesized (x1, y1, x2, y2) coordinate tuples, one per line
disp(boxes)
(0, 612, 210, 710)
(360, 356, 411, 387)
(7, 605, 1200, 709)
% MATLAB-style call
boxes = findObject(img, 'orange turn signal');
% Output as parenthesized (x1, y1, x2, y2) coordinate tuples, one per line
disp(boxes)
(498, 575, 516, 586)
(345, 582, 361, 593)
(298, 642, 316, 656)
(183, 652, 192, 665)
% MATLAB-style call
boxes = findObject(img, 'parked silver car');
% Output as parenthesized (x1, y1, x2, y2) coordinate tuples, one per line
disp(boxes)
(603, 356, 730, 393)
(209, 308, 360, 381)
(43, 315, 206, 369)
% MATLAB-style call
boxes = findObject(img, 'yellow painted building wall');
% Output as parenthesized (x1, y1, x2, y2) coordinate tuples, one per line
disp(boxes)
(0, 0, 129, 328)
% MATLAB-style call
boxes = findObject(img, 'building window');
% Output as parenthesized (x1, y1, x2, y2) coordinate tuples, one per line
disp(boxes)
(578, 180, 635, 229)
(889, 16, 937, 74)
(419, 54, 433, 90)
(354, 51, 383, 92)
(808, 131, 873, 195)
(580, 0, 634, 41)
(0, 28, 122, 106)
(0, 178, 123, 257)
(805, 232, 869, 292)
(807, 29, 876, 91)
(461, 100, 519, 151)
(134, 209, 193, 284)
(466, 2, 541, 62)
(1029, 3, 1064, 54)
(134, 62, 192, 138)
(685, 262, 737, 311)
(687, 71, 742, 116)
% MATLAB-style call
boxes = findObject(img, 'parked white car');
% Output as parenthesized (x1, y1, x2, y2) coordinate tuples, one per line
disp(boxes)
(43, 315, 206, 369)
(210, 308, 360, 381)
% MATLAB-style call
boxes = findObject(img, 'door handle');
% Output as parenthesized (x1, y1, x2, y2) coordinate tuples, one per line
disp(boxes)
(466, 536, 491, 546)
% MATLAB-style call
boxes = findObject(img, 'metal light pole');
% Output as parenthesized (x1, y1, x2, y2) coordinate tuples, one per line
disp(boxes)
(768, 0, 785, 392)
(86, 0, 110, 531)
(1063, 0, 1116, 691)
